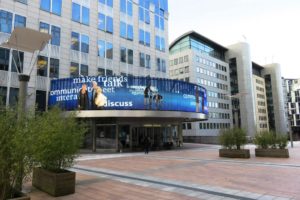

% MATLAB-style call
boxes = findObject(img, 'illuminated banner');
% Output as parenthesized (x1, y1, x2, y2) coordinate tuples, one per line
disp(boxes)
(49, 76, 208, 114)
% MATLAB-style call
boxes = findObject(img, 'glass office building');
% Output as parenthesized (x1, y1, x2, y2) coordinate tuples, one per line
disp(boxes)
(0, 0, 207, 151)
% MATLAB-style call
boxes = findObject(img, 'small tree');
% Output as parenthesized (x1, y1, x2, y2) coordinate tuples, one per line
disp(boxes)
(219, 128, 247, 150)
(0, 106, 35, 200)
(254, 131, 288, 149)
(32, 107, 86, 172)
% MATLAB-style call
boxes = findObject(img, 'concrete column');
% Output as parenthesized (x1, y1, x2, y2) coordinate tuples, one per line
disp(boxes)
(115, 125, 119, 152)
(91, 119, 96, 152)
(18, 74, 30, 117)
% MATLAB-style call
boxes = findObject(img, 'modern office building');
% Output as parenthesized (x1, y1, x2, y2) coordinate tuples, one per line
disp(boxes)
(169, 31, 232, 143)
(285, 78, 300, 140)
(0, 0, 169, 110)
(0, 0, 209, 152)
(226, 43, 287, 136)
(169, 31, 288, 143)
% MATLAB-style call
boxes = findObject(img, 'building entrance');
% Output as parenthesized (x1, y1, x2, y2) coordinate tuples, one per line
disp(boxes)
(131, 125, 180, 151)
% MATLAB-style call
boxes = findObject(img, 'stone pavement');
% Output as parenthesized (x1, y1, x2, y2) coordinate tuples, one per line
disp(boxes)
(27, 142, 300, 200)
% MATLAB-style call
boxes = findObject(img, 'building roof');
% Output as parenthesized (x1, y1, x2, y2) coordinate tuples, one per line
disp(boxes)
(169, 30, 228, 51)
(252, 62, 264, 70)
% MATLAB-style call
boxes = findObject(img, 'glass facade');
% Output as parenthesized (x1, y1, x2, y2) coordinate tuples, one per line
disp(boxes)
(170, 36, 225, 60)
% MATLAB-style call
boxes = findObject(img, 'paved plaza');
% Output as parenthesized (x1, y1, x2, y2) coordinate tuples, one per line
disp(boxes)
(27, 142, 300, 200)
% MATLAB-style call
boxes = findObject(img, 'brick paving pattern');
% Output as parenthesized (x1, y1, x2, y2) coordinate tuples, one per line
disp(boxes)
(27, 142, 300, 200)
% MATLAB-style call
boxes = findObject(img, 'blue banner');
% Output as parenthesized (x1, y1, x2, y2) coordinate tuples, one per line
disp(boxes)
(49, 76, 208, 114)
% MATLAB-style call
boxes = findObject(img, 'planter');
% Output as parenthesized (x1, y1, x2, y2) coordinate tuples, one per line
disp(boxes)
(32, 168, 75, 197)
(7, 191, 30, 200)
(255, 148, 289, 158)
(219, 149, 250, 158)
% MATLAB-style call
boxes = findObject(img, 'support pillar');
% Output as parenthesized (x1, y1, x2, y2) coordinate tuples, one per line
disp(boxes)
(18, 74, 30, 117)
(116, 124, 119, 152)
(91, 119, 96, 152)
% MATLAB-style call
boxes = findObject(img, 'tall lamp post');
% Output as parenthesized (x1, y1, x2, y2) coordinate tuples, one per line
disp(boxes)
(1, 28, 51, 114)
(1, 28, 51, 190)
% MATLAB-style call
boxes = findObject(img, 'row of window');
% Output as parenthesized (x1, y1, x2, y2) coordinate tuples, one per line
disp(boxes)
(169, 55, 189, 66)
(257, 94, 265, 99)
(195, 56, 227, 72)
(199, 123, 231, 130)
(257, 101, 266, 106)
(0, 9, 165, 53)
(169, 66, 189, 76)
(256, 79, 264, 85)
(0, 10, 26, 33)
(258, 116, 268, 121)
(259, 124, 268, 129)
(198, 78, 229, 91)
(256, 86, 265, 92)
(208, 102, 230, 110)
(258, 108, 267, 114)
(209, 112, 230, 119)
(196, 67, 217, 78)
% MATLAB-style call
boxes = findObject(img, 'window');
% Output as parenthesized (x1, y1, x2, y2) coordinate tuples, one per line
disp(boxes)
(98, 13, 113, 33)
(0, 48, 24, 72)
(139, 53, 145, 67)
(145, 54, 151, 69)
(120, 21, 133, 40)
(155, 15, 164, 30)
(120, 0, 133, 16)
(98, 40, 113, 59)
(106, 43, 113, 59)
(51, 25, 60, 46)
(70, 62, 79, 77)
(37, 56, 59, 78)
(182, 123, 186, 130)
(72, 2, 89, 25)
(120, 47, 133, 64)
(139, 29, 150, 46)
(156, 58, 166, 72)
(139, 7, 150, 24)
(120, 47, 126, 63)
(128, 49, 133, 64)
(71, 32, 80, 51)
(99, 0, 113, 7)
(0, 10, 13, 33)
(187, 123, 192, 130)
(155, 36, 165, 51)
(40, 22, 60, 46)
(81, 35, 89, 53)
(40, 0, 62, 15)
(70, 62, 88, 77)
(14, 15, 26, 28)
(71, 32, 89, 53)
(81, 64, 88, 76)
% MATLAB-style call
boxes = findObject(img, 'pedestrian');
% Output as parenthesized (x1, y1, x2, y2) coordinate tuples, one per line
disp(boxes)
(144, 136, 150, 154)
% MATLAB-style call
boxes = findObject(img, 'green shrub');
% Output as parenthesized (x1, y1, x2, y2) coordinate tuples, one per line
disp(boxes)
(32, 107, 86, 172)
(254, 131, 288, 149)
(219, 128, 247, 150)
(0, 106, 35, 200)
(276, 134, 288, 149)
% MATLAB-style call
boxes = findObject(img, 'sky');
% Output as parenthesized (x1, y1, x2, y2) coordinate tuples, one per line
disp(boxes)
(168, 0, 300, 79)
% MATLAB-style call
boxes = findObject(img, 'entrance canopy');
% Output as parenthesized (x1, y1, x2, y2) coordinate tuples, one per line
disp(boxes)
(69, 110, 207, 122)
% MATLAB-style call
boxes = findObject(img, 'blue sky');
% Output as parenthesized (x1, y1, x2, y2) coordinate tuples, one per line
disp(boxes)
(169, 0, 300, 78)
